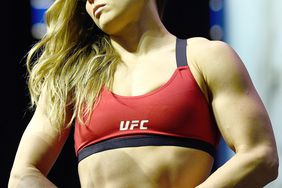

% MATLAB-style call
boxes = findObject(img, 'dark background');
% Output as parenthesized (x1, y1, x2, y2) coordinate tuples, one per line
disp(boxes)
(1, 1, 210, 187)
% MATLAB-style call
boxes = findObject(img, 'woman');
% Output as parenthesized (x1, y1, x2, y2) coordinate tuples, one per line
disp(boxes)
(9, 0, 278, 187)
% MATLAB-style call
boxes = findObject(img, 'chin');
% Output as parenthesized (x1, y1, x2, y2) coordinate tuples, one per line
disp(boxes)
(97, 14, 128, 36)
(98, 22, 119, 36)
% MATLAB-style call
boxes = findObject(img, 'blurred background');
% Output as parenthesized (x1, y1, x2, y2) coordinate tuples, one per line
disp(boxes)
(1, 0, 281, 187)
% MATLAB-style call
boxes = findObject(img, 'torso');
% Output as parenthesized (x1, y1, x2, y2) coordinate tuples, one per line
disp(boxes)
(77, 37, 214, 188)
(78, 146, 214, 188)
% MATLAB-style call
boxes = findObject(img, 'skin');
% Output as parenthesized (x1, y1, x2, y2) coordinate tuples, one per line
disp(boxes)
(9, 0, 278, 187)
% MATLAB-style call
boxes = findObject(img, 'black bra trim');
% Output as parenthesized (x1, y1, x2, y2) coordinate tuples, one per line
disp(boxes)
(77, 134, 216, 162)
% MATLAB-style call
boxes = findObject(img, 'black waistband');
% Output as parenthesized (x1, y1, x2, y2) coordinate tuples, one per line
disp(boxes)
(77, 134, 216, 162)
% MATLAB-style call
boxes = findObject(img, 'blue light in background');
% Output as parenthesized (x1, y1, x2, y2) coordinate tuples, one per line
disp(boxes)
(30, 0, 54, 39)
(209, 0, 225, 40)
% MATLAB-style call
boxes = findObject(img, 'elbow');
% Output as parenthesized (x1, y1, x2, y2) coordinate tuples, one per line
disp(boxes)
(255, 146, 279, 183)
(8, 166, 42, 188)
(270, 156, 279, 180)
(8, 170, 22, 188)
(264, 152, 279, 181)
(8, 166, 56, 188)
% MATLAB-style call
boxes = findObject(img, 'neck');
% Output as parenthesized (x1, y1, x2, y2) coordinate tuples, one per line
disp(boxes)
(109, 1, 175, 62)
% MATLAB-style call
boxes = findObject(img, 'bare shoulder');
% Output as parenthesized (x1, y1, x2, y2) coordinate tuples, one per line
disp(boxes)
(187, 37, 237, 67)
(187, 37, 250, 93)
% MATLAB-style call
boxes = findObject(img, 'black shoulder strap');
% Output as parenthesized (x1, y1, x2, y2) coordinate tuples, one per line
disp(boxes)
(176, 38, 188, 67)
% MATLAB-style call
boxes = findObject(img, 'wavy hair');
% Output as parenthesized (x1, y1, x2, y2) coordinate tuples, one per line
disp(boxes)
(26, 0, 167, 130)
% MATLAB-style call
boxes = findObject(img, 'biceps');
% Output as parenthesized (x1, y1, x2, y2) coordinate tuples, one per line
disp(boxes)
(211, 90, 274, 152)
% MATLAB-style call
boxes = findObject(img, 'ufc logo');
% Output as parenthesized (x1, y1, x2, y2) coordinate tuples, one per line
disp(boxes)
(119, 120, 149, 131)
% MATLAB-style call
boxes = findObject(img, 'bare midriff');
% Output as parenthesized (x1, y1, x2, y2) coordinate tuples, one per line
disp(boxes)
(78, 146, 214, 188)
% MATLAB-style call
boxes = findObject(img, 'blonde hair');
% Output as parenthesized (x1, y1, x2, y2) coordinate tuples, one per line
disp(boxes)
(27, 0, 121, 130)
(26, 0, 166, 130)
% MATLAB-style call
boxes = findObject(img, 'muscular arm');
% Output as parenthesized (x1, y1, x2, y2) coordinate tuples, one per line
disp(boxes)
(8, 91, 71, 188)
(193, 39, 279, 187)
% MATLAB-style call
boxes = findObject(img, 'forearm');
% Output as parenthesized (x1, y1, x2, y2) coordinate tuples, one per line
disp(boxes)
(196, 147, 278, 188)
(9, 167, 57, 188)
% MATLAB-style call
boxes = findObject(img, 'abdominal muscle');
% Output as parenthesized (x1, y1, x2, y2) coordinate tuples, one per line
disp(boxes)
(78, 146, 214, 188)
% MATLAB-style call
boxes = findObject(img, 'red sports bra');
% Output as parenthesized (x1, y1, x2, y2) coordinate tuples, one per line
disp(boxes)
(74, 38, 220, 162)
